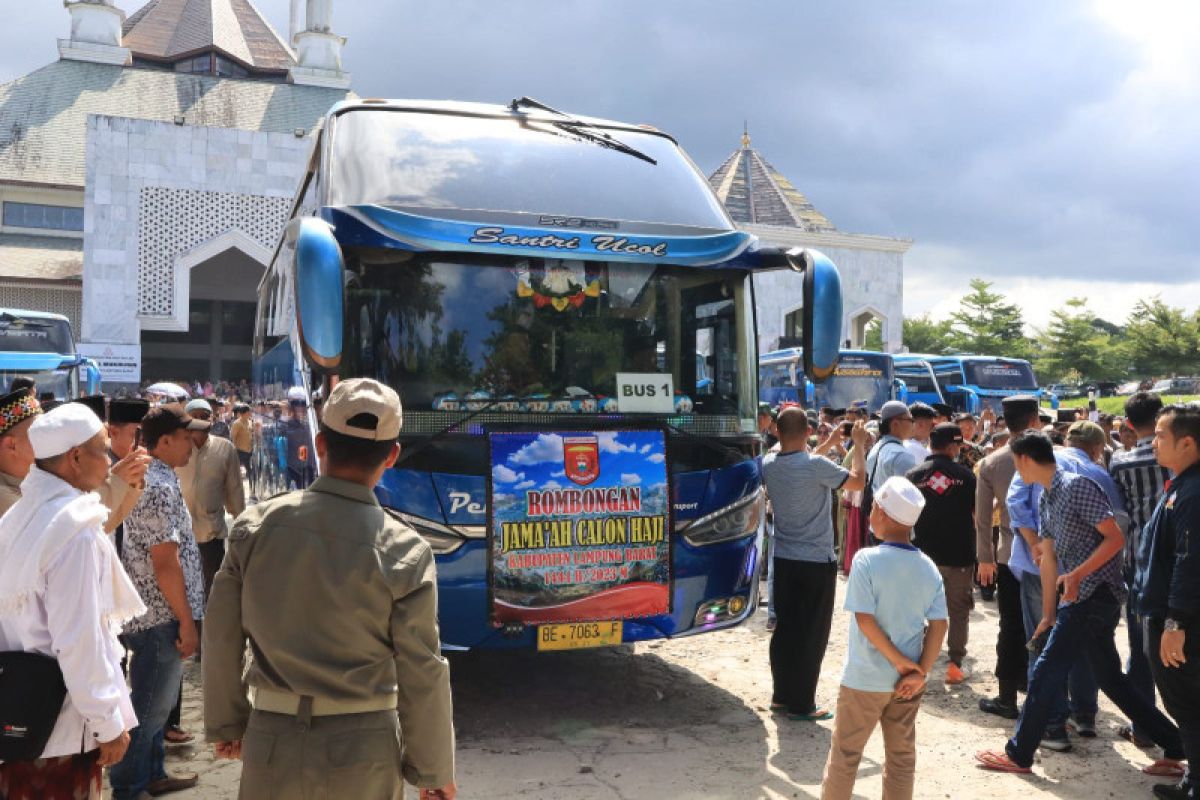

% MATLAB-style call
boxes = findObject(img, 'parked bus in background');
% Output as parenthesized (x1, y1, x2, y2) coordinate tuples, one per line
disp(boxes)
(0, 308, 100, 399)
(252, 98, 845, 651)
(893, 353, 1054, 414)
(759, 348, 935, 413)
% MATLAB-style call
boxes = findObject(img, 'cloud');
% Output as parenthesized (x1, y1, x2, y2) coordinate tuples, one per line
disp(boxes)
(514, 480, 535, 491)
(621, 473, 642, 485)
(597, 432, 635, 454)
(509, 434, 564, 466)
(551, 470, 566, 478)
(543, 480, 563, 490)
(492, 464, 524, 484)
(639, 444, 652, 454)
(647, 453, 666, 463)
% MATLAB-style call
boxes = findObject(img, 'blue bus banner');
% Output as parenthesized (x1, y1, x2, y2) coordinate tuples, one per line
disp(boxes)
(488, 430, 671, 625)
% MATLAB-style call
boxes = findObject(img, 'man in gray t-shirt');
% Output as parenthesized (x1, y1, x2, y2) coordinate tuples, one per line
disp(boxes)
(761, 407, 868, 719)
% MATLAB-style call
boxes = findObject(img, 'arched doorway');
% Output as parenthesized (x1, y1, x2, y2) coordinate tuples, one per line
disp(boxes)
(848, 306, 888, 351)
(140, 243, 265, 385)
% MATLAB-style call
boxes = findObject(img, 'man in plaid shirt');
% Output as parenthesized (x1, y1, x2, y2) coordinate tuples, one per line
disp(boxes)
(976, 430, 1186, 775)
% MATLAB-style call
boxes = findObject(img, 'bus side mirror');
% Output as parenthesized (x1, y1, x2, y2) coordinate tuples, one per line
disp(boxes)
(787, 248, 843, 383)
(290, 218, 344, 373)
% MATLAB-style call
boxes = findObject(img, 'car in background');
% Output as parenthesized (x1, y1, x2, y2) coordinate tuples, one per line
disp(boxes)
(1048, 383, 1082, 399)
(1151, 378, 1199, 395)
(1116, 381, 1141, 396)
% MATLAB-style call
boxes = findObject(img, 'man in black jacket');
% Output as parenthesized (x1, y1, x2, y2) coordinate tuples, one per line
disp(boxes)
(1137, 403, 1200, 800)
(908, 423, 977, 684)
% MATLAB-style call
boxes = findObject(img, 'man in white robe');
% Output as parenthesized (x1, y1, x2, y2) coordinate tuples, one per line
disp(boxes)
(0, 403, 145, 799)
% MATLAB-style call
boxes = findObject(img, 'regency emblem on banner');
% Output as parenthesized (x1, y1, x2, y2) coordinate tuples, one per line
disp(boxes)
(563, 435, 600, 486)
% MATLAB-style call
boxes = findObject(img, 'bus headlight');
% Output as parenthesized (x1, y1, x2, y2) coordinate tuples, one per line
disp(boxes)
(391, 511, 467, 555)
(681, 492, 764, 547)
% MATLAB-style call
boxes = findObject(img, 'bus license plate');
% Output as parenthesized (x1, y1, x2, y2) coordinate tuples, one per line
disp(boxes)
(537, 621, 623, 651)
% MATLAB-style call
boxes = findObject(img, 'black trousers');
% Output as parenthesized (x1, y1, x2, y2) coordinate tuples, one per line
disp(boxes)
(1147, 618, 1200, 794)
(995, 564, 1028, 683)
(770, 558, 837, 715)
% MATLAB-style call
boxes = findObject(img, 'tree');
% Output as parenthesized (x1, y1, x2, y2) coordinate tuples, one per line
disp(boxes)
(1035, 298, 1127, 383)
(864, 318, 883, 351)
(901, 314, 954, 355)
(947, 279, 1031, 358)
(1125, 297, 1200, 378)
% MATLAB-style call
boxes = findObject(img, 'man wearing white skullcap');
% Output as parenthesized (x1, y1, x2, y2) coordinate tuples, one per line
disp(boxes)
(820, 476, 949, 800)
(0, 403, 145, 798)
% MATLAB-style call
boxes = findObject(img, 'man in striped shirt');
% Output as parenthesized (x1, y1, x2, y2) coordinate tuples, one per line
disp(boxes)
(1111, 391, 1171, 747)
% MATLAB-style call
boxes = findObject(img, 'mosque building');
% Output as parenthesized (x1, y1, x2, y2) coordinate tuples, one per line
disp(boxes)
(0, 0, 352, 386)
(708, 130, 910, 354)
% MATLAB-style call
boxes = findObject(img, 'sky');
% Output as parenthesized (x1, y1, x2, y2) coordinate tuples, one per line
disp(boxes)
(4, 1, 1198, 331)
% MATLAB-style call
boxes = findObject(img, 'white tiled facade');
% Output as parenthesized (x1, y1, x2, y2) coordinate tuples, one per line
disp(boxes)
(82, 115, 309, 346)
(741, 224, 909, 354)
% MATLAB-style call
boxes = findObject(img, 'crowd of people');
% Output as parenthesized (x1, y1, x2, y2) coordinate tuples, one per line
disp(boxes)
(0, 378, 456, 800)
(757, 392, 1200, 799)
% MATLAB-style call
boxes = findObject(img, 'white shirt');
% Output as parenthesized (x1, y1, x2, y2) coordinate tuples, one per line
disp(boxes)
(904, 438, 931, 463)
(0, 528, 136, 757)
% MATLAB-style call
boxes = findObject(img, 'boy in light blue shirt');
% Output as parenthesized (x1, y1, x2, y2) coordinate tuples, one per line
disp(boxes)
(821, 477, 949, 800)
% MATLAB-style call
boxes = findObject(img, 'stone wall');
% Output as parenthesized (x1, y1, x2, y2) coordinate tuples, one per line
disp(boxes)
(81, 115, 310, 344)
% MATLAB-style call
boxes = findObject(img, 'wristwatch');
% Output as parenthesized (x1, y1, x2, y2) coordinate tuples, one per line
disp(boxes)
(1165, 618, 1185, 632)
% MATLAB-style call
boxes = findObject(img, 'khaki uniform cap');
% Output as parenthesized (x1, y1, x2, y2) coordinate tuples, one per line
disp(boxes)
(323, 378, 402, 440)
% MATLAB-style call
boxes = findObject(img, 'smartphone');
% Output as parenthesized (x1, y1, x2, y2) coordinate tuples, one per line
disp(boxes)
(841, 422, 853, 436)
(134, 427, 143, 449)
(1026, 628, 1051, 655)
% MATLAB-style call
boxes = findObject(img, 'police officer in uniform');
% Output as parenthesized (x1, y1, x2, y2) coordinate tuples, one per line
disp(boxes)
(203, 378, 456, 799)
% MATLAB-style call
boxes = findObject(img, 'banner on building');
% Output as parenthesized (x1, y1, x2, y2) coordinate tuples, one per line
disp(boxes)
(77, 343, 141, 384)
(488, 429, 671, 625)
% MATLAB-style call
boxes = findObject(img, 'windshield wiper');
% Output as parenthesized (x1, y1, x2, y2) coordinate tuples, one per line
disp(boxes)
(509, 96, 657, 166)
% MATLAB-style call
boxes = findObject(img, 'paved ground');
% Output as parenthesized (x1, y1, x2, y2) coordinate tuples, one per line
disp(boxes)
(122, 577, 1178, 799)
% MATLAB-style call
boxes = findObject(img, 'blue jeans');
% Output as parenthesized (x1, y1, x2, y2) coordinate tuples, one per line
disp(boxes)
(1006, 588, 1184, 768)
(1018, 571, 1070, 729)
(1126, 603, 1159, 737)
(110, 621, 183, 800)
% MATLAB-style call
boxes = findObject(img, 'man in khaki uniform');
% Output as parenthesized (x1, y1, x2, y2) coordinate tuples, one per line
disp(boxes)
(177, 398, 245, 598)
(0, 387, 42, 515)
(203, 378, 456, 800)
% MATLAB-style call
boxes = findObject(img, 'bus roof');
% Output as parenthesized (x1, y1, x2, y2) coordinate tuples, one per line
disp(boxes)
(326, 98, 681, 145)
(0, 308, 71, 324)
(760, 348, 891, 363)
(894, 353, 1031, 363)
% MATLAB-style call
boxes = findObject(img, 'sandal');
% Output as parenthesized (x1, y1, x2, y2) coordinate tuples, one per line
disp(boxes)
(1142, 759, 1186, 779)
(163, 726, 194, 744)
(769, 702, 787, 712)
(787, 708, 834, 721)
(975, 750, 1032, 774)
(1118, 724, 1155, 749)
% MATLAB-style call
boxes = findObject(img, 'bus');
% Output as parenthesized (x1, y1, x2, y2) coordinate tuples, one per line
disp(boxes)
(893, 354, 1052, 414)
(252, 98, 845, 651)
(758, 348, 938, 412)
(0, 308, 100, 399)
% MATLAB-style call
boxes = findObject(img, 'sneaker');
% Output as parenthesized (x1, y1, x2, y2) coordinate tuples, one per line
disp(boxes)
(1152, 781, 1193, 800)
(979, 696, 1019, 719)
(980, 585, 996, 601)
(765, 618, 776, 632)
(1041, 728, 1073, 752)
(1068, 716, 1097, 738)
(946, 662, 968, 684)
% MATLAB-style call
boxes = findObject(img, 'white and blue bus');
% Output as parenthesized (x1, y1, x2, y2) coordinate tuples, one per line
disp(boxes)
(0, 308, 100, 399)
(252, 99, 845, 651)
(759, 348, 934, 413)
(893, 353, 1051, 414)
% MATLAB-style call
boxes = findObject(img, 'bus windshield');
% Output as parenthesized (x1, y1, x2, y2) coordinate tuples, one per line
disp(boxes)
(0, 368, 77, 399)
(339, 250, 754, 424)
(0, 314, 74, 355)
(964, 360, 1038, 391)
(813, 352, 893, 411)
(328, 109, 732, 230)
